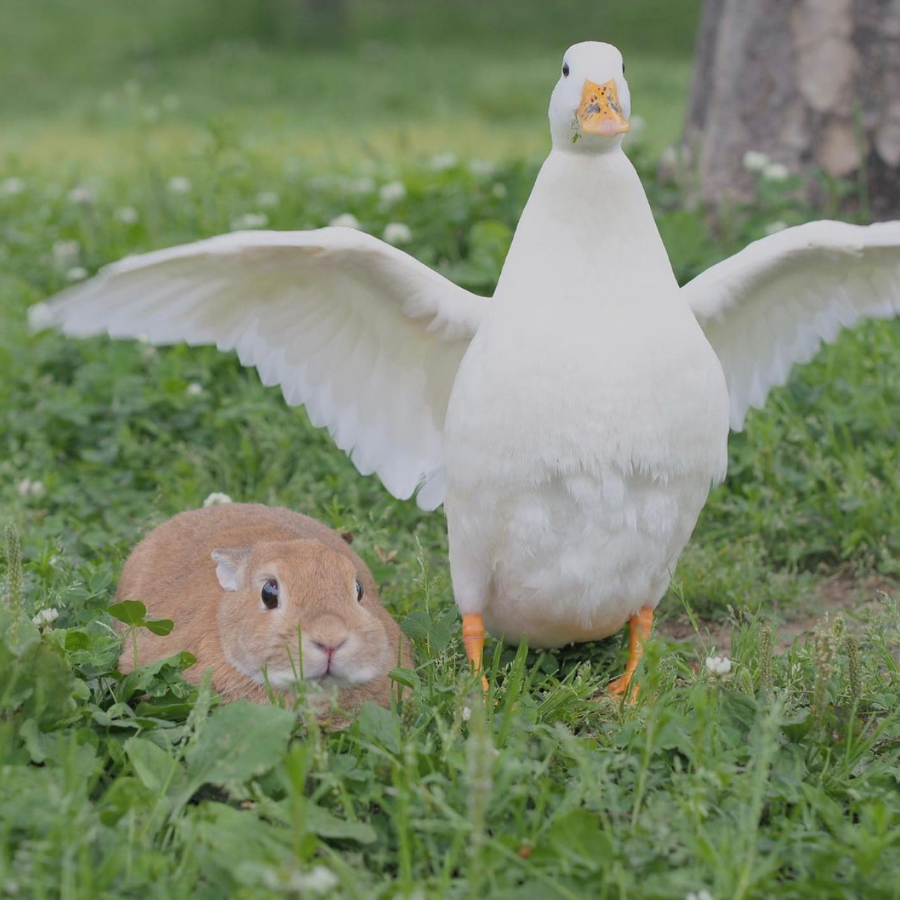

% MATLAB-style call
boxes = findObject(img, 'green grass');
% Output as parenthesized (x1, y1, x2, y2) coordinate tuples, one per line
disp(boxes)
(0, 0, 697, 167)
(3, 2, 900, 897)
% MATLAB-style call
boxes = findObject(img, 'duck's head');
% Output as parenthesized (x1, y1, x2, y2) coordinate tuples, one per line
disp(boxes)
(549, 42, 631, 153)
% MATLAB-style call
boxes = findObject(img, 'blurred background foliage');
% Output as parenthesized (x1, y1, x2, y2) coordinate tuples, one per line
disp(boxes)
(0, 0, 702, 166)
(1, 0, 702, 61)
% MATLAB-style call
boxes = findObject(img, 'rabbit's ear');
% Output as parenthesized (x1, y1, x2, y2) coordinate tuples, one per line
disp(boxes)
(211, 547, 250, 592)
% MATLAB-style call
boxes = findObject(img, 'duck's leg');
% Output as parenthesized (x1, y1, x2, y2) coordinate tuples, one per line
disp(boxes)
(607, 606, 653, 701)
(462, 613, 490, 692)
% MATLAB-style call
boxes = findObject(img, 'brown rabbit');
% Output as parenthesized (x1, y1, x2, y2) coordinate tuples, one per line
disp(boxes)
(117, 503, 411, 712)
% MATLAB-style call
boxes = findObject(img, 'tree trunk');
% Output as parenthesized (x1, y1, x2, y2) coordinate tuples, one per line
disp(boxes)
(684, 0, 900, 218)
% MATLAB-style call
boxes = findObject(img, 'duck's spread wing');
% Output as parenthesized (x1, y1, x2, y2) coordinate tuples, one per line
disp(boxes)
(31, 228, 488, 509)
(682, 220, 900, 430)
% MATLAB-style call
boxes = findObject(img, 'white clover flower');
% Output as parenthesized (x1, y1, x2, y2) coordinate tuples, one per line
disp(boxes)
(66, 266, 88, 282)
(461, 704, 472, 722)
(379, 180, 406, 204)
(167, 176, 192, 194)
(347, 176, 375, 195)
(430, 152, 457, 172)
(52, 240, 80, 269)
(162, 94, 180, 112)
(28, 302, 55, 332)
(764, 220, 788, 236)
(186, 382, 204, 397)
(382, 222, 412, 245)
(288, 866, 339, 894)
(742, 150, 770, 173)
(659, 145, 679, 168)
(115, 206, 139, 224)
(203, 492, 233, 507)
(17, 478, 45, 498)
(0, 177, 25, 197)
(68, 185, 94, 205)
(468, 159, 495, 177)
(255, 190, 279, 208)
(686, 891, 714, 900)
(628, 114, 647, 140)
(329, 212, 361, 230)
(492, 182, 508, 198)
(32, 608, 60, 629)
(762, 162, 790, 182)
(705, 656, 732, 677)
(230, 212, 269, 231)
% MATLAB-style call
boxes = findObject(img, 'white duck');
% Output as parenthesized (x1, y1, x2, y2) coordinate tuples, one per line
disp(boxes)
(34, 42, 900, 695)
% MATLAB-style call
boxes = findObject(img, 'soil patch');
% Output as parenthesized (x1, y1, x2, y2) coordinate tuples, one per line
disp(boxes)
(658, 574, 896, 655)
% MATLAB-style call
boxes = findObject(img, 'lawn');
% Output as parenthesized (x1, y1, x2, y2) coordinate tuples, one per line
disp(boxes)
(0, 0, 698, 167)
(2, 2, 900, 898)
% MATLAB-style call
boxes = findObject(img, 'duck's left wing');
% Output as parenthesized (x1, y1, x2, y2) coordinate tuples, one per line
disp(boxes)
(31, 228, 488, 509)
(682, 220, 900, 430)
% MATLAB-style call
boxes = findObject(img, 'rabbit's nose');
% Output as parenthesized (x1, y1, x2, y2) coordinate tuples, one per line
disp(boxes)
(313, 638, 347, 658)
(309, 615, 350, 665)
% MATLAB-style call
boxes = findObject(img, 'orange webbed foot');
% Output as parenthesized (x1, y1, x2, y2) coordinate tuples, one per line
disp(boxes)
(462, 612, 489, 693)
(606, 606, 653, 703)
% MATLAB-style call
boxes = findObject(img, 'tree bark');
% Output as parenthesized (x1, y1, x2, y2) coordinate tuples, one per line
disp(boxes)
(684, 0, 900, 218)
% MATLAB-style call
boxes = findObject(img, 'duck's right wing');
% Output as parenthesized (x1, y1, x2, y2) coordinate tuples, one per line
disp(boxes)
(682, 220, 900, 430)
(31, 227, 488, 509)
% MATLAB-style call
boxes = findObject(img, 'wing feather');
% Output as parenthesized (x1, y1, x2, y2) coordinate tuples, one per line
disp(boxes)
(682, 220, 900, 429)
(32, 227, 487, 508)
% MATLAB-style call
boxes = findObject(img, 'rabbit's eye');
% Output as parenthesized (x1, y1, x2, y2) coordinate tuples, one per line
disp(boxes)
(355, 579, 364, 602)
(261, 579, 279, 609)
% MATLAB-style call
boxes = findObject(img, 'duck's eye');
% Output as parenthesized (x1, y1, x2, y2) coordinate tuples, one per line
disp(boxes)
(562, 62, 570, 78)
(622, 61, 626, 75)
(261, 579, 279, 609)
(355, 579, 364, 602)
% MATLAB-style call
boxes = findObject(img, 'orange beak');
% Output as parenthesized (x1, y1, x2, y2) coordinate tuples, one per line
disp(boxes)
(576, 79, 630, 137)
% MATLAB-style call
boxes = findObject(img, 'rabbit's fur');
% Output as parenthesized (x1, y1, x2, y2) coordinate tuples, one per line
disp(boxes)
(117, 503, 410, 711)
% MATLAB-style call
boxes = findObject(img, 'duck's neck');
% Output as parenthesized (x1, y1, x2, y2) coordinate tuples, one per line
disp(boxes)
(494, 149, 677, 310)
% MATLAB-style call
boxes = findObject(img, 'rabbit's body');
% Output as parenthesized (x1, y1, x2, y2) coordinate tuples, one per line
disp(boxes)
(118, 503, 410, 711)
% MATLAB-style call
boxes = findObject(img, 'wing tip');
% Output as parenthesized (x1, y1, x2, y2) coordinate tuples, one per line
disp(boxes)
(27, 301, 57, 334)
(414, 472, 445, 511)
